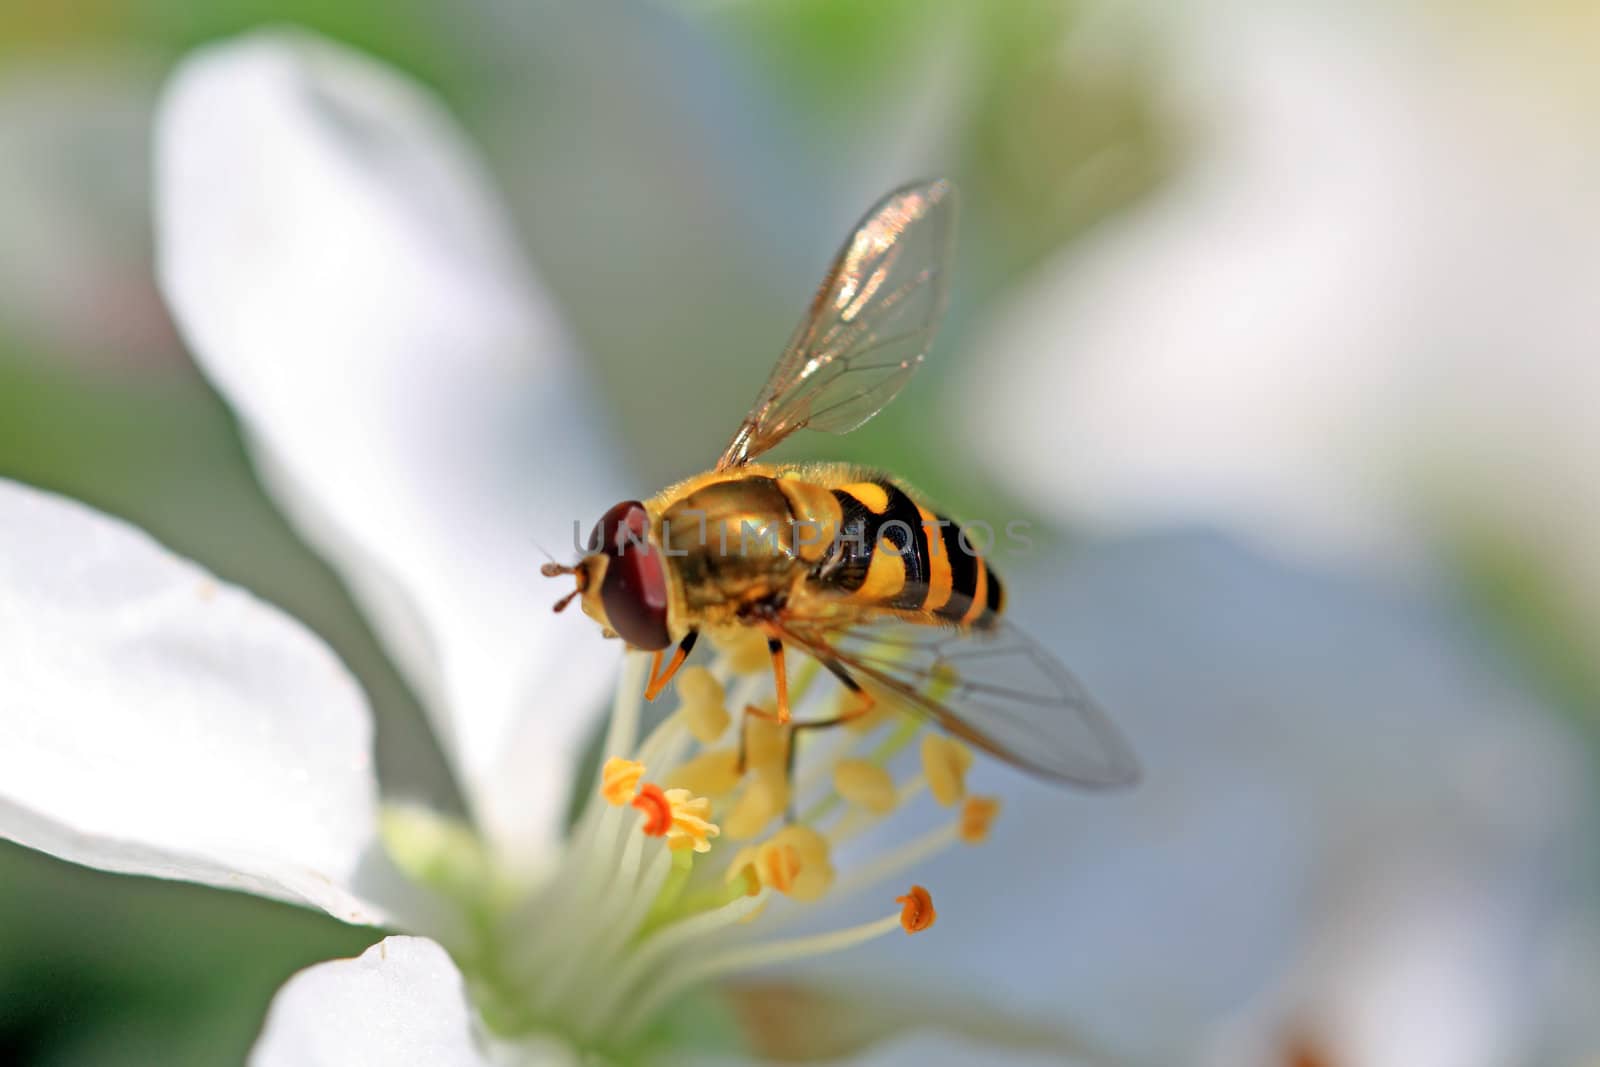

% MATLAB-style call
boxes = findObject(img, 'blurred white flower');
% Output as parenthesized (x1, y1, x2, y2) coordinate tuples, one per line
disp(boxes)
(825, 533, 1597, 1067)
(952, 7, 1600, 1046)
(966, 2, 1600, 596)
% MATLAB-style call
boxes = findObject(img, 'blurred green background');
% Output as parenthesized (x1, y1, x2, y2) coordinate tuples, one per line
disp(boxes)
(2, 0, 1597, 1063)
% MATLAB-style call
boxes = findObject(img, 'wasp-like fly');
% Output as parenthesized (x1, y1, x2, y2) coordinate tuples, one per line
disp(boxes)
(545, 180, 1138, 788)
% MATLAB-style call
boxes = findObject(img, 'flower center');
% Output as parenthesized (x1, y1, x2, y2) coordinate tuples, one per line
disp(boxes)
(398, 632, 1000, 1059)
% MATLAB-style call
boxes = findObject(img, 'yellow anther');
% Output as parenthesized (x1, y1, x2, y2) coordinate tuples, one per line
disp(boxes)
(723, 776, 787, 840)
(832, 759, 897, 815)
(723, 854, 762, 898)
(633, 782, 720, 853)
(769, 824, 830, 868)
(710, 628, 770, 675)
(667, 748, 741, 797)
(743, 710, 789, 781)
(756, 826, 834, 902)
(676, 667, 730, 744)
(681, 696, 731, 745)
(896, 884, 936, 933)
(600, 757, 645, 805)
(958, 795, 1001, 844)
(921, 735, 973, 807)
(662, 789, 719, 853)
(759, 841, 801, 894)
(676, 665, 724, 708)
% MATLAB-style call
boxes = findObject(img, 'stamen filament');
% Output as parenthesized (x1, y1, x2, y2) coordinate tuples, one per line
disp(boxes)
(824, 821, 958, 907)
(615, 908, 909, 1041)
(601, 653, 649, 763)
(576, 892, 769, 1040)
(540, 842, 673, 1019)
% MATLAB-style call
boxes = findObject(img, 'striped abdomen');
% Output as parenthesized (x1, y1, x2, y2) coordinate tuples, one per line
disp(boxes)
(814, 477, 1004, 629)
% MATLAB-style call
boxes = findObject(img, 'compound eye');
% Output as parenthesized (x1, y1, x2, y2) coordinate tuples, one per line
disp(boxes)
(589, 500, 647, 555)
(592, 501, 671, 650)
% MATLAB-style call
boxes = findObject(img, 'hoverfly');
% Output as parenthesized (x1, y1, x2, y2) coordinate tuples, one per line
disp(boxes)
(545, 179, 1138, 788)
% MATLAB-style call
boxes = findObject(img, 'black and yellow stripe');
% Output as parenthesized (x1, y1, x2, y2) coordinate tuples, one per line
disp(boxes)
(820, 477, 1004, 629)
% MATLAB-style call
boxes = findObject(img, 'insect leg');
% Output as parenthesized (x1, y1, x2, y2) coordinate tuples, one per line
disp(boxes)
(794, 657, 878, 733)
(767, 636, 790, 724)
(643, 630, 699, 702)
(779, 659, 879, 822)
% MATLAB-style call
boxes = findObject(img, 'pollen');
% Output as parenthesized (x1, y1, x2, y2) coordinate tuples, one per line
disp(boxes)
(833, 759, 897, 815)
(682, 699, 731, 745)
(896, 885, 936, 933)
(958, 795, 1001, 844)
(710, 628, 770, 675)
(601, 756, 646, 805)
(742, 709, 789, 781)
(676, 665, 723, 707)
(676, 667, 730, 743)
(663, 790, 719, 853)
(921, 735, 974, 806)
(756, 826, 834, 902)
(667, 748, 741, 797)
(723, 775, 787, 840)
(632, 782, 673, 835)
(633, 783, 720, 852)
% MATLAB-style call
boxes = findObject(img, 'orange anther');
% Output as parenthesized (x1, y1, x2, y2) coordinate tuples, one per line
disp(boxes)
(896, 885, 936, 934)
(759, 843, 802, 895)
(632, 783, 673, 837)
(958, 795, 1001, 844)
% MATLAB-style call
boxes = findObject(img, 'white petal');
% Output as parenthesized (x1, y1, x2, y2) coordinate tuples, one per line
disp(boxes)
(0, 479, 384, 923)
(251, 938, 492, 1067)
(154, 30, 628, 872)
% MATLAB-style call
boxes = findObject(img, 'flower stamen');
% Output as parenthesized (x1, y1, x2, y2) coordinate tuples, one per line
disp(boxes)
(631, 782, 719, 853)
(833, 758, 897, 814)
(959, 795, 1002, 844)
(896, 884, 936, 933)
(633, 783, 673, 835)
(514, 649, 1000, 1054)
(601, 757, 645, 805)
(921, 734, 973, 806)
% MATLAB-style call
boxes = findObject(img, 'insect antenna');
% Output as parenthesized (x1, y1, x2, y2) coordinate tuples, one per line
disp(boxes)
(532, 538, 563, 566)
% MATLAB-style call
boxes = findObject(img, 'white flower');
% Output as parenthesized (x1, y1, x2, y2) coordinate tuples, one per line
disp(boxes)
(0, 28, 1043, 1066)
(5, 19, 1594, 1067)
(153, 28, 628, 879)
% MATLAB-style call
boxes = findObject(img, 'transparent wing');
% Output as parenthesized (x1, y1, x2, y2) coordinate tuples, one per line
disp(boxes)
(717, 179, 956, 469)
(777, 614, 1140, 789)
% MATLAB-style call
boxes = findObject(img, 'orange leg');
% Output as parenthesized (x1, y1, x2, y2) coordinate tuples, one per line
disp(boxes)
(767, 636, 790, 724)
(795, 686, 877, 730)
(643, 631, 698, 702)
(734, 657, 878, 788)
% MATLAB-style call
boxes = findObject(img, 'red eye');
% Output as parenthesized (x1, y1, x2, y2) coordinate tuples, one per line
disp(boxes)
(591, 501, 671, 650)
